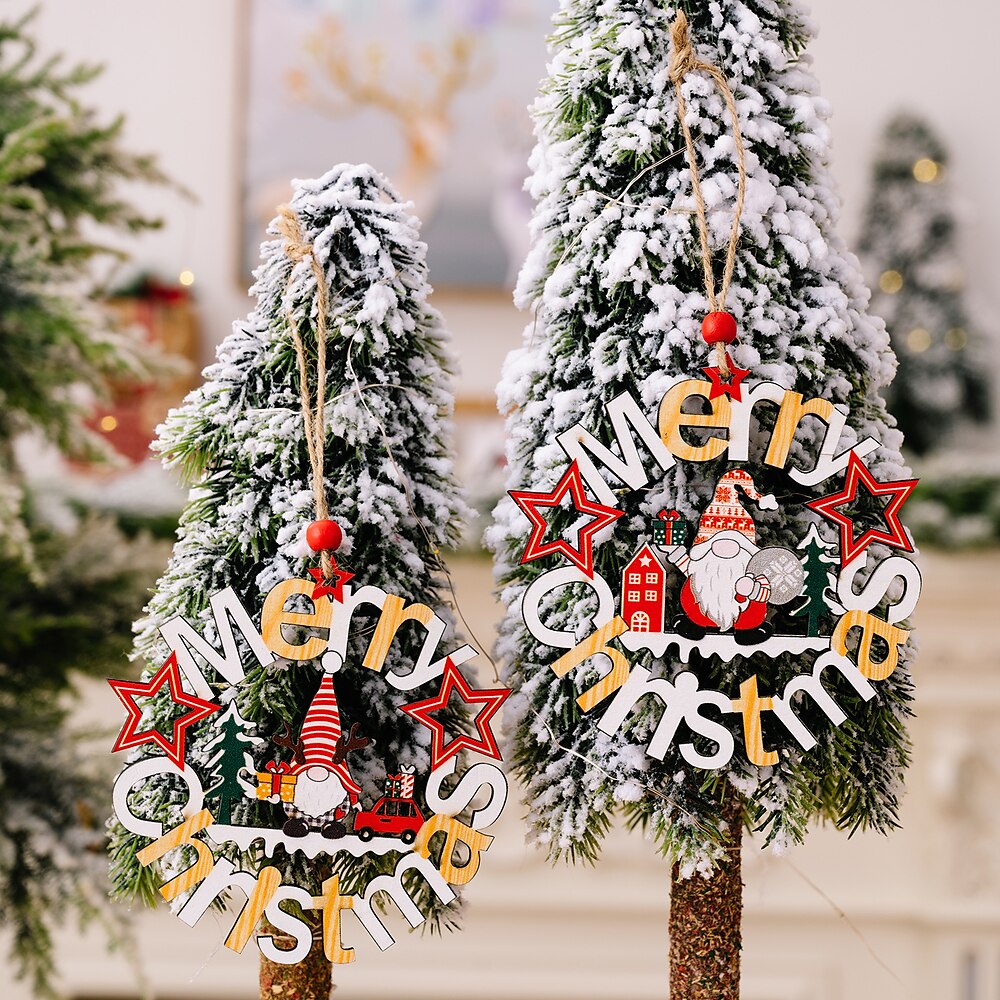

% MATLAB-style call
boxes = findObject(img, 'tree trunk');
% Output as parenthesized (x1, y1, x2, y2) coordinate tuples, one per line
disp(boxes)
(259, 919, 333, 1000)
(668, 794, 743, 1000)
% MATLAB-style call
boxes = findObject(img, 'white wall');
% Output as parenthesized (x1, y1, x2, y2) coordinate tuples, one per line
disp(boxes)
(29, 0, 1000, 383)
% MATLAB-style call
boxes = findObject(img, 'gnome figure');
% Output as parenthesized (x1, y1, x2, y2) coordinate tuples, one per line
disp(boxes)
(660, 470, 778, 646)
(273, 653, 368, 840)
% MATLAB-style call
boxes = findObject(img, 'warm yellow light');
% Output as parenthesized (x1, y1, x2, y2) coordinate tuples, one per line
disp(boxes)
(913, 158, 940, 183)
(907, 328, 932, 353)
(944, 327, 967, 351)
(99, 415, 119, 432)
(179, 269, 195, 287)
(879, 270, 904, 294)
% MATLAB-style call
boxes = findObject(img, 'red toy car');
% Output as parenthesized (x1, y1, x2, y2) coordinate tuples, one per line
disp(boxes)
(354, 796, 425, 844)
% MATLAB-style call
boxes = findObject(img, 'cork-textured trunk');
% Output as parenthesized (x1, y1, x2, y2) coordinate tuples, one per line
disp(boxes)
(668, 794, 743, 1000)
(259, 920, 332, 1000)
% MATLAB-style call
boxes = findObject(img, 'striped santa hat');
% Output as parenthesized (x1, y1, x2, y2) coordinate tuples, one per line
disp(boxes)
(294, 672, 362, 802)
(694, 469, 777, 545)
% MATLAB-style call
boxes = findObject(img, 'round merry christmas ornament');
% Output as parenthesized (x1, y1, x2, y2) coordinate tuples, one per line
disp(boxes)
(107, 166, 510, 985)
(490, 6, 921, 999)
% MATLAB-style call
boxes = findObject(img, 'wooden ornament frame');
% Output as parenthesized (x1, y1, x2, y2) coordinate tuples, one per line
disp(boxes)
(508, 372, 922, 774)
(110, 569, 511, 967)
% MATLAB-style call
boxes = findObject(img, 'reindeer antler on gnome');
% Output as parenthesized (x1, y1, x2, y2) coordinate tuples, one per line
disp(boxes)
(332, 722, 369, 765)
(272, 722, 307, 767)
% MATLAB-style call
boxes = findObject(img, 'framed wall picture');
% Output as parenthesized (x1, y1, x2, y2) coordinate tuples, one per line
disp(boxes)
(240, 0, 556, 289)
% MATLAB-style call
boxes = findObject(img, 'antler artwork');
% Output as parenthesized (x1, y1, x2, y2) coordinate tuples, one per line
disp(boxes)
(272, 722, 306, 767)
(286, 16, 489, 209)
(332, 722, 370, 765)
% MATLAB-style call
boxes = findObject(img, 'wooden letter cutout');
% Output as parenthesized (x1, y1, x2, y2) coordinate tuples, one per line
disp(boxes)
(557, 390, 675, 507)
(326, 584, 477, 691)
(112, 757, 205, 838)
(831, 610, 910, 682)
(658, 379, 731, 463)
(731, 675, 778, 767)
(136, 808, 216, 902)
(424, 757, 509, 830)
(763, 391, 837, 470)
(259, 886, 315, 965)
(176, 858, 281, 952)
(835, 554, 922, 624)
(770, 651, 877, 751)
(415, 815, 494, 886)
(351, 854, 456, 951)
(550, 616, 632, 712)
(520, 565, 617, 650)
(312, 875, 355, 964)
(160, 588, 274, 699)
(261, 578, 333, 660)
(362, 594, 435, 672)
(597, 667, 734, 768)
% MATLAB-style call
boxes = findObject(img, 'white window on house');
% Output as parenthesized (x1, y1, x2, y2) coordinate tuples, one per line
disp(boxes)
(628, 573, 641, 585)
(645, 590, 658, 602)
(630, 611, 650, 632)
(645, 572, 658, 583)
(627, 591, 640, 602)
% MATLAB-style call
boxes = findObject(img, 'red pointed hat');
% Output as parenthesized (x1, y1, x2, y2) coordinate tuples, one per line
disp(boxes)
(694, 469, 777, 545)
(294, 673, 362, 802)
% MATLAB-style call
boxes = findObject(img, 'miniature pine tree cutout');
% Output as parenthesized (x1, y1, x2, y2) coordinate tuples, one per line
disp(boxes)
(858, 113, 990, 455)
(791, 525, 838, 638)
(203, 703, 263, 826)
(490, 5, 916, 999)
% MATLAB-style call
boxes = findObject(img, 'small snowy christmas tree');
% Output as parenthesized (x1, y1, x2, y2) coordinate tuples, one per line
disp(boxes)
(204, 703, 264, 825)
(791, 525, 837, 638)
(108, 164, 471, 992)
(489, 3, 915, 997)
(858, 112, 990, 455)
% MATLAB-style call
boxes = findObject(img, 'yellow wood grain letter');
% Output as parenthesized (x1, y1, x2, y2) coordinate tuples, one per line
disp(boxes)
(260, 578, 333, 660)
(312, 875, 355, 964)
(831, 610, 910, 682)
(658, 379, 732, 462)
(551, 616, 632, 712)
(415, 815, 494, 886)
(136, 808, 216, 902)
(362, 594, 435, 673)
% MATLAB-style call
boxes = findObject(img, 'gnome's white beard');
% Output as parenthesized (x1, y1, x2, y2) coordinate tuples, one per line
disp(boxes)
(293, 767, 349, 819)
(688, 536, 757, 630)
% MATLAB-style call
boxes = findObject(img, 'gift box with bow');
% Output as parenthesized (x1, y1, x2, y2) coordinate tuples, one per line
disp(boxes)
(652, 509, 688, 548)
(256, 761, 298, 803)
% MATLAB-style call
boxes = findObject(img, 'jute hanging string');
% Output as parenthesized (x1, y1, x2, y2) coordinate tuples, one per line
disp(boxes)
(668, 10, 747, 376)
(276, 204, 335, 579)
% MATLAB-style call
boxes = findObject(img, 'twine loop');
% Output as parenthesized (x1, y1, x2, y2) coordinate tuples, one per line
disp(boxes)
(277, 204, 334, 578)
(668, 10, 747, 375)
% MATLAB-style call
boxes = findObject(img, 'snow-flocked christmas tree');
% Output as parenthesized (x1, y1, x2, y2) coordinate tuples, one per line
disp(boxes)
(488, 3, 915, 997)
(858, 112, 990, 456)
(107, 164, 472, 988)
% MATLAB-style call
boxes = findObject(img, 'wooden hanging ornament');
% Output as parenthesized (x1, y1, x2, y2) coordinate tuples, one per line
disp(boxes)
(507, 19, 921, 776)
(108, 199, 511, 968)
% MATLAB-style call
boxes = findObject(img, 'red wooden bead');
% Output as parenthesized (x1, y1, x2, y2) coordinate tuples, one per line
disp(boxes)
(306, 519, 343, 552)
(702, 311, 738, 345)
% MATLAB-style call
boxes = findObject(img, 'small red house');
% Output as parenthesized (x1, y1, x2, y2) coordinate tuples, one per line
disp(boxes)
(620, 543, 666, 633)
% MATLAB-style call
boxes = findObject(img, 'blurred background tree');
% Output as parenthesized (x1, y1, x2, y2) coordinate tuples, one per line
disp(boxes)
(0, 8, 169, 994)
(858, 112, 991, 457)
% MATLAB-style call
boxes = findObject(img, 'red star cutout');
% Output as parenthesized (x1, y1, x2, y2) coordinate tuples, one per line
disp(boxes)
(108, 651, 220, 770)
(309, 562, 354, 603)
(702, 354, 751, 401)
(509, 461, 624, 579)
(806, 452, 918, 566)
(400, 659, 511, 769)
